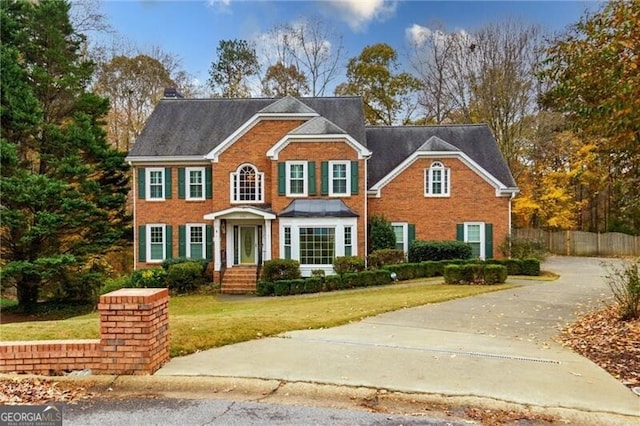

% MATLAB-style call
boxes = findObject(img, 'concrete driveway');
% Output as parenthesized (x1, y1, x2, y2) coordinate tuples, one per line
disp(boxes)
(157, 257, 639, 420)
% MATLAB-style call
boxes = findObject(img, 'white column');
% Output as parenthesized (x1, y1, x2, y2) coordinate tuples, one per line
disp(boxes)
(213, 218, 221, 271)
(264, 219, 272, 262)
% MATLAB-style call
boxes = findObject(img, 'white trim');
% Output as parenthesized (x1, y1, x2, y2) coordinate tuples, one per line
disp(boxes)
(146, 224, 166, 263)
(391, 222, 409, 253)
(328, 160, 350, 197)
(230, 163, 264, 203)
(267, 134, 372, 160)
(279, 217, 358, 277)
(424, 161, 450, 197)
(186, 223, 206, 259)
(185, 167, 205, 201)
(369, 151, 513, 197)
(131, 161, 137, 270)
(286, 161, 308, 197)
(464, 222, 485, 260)
(146, 168, 165, 201)
(204, 206, 276, 221)
(206, 113, 319, 162)
(126, 156, 207, 164)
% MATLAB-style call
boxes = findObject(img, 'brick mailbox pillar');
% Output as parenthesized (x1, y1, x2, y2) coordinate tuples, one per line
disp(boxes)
(98, 288, 169, 375)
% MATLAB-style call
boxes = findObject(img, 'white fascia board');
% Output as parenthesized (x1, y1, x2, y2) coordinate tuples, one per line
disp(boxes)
(125, 155, 208, 164)
(204, 206, 276, 221)
(369, 151, 510, 197)
(267, 134, 372, 160)
(205, 112, 319, 162)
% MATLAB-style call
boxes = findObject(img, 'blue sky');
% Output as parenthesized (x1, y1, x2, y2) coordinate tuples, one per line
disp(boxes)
(97, 1, 601, 92)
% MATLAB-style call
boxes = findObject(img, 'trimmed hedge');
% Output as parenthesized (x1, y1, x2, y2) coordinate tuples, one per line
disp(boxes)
(368, 249, 406, 269)
(261, 259, 301, 281)
(333, 256, 366, 275)
(409, 241, 472, 262)
(259, 269, 392, 296)
(444, 264, 507, 285)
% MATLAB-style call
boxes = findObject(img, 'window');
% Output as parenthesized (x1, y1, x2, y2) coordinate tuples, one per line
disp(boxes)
(147, 168, 165, 200)
(187, 224, 205, 259)
(287, 161, 307, 196)
(425, 161, 450, 196)
(186, 167, 204, 200)
(232, 164, 264, 203)
(392, 223, 407, 252)
(283, 227, 291, 259)
(344, 226, 353, 256)
(299, 227, 335, 265)
(329, 161, 349, 196)
(147, 225, 166, 262)
(465, 222, 484, 259)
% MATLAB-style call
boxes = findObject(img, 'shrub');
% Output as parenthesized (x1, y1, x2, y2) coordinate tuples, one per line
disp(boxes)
(499, 235, 547, 260)
(368, 249, 405, 269)
(311, 269, 325, 279)
(324, 275, 342, 291)
(521, 258, 541, 276)
(369, 270, 392, 286)
(420, 261, 443, 277)
(409, 241, 472, 262)
(304, 277, 323, 294)
(604, 258, 640, 321)
(274, 280, 291, 296)
(100, 275, 133, 295)
(484, 265, 507, 284)
(444, 265, 463, 284)
(384, 264, 414, 281)
(166, 261, 205, 293)
(130, 267, 167, 288)
(289, 279, 306, 295)
(261, 259, 300, 281)
(256, 280, 274, 297)
(341, 272, 359, 289)
(162, 257, 208, 273)
(368, 215, 396, 253)
(460, 264, 485, 284)
(333, 256, 365, 275)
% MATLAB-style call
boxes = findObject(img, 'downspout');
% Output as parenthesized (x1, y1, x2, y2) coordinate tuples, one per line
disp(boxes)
(130, 161, 137, 270)
(363, 156, 369, 268)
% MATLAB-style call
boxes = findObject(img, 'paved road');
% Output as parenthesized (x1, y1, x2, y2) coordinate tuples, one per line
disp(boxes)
(156, 257, 639, 422)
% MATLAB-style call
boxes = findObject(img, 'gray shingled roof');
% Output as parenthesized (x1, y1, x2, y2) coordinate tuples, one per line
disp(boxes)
(289, 116, 347, 136)
(129, 96, 366, 157)
(366, 125, 517, 189)
(279, 199, 359, 217)
(258, 96, 317, 114)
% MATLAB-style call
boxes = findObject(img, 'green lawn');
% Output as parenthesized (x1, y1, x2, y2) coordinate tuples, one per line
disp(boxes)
(0, 279, 515, 357)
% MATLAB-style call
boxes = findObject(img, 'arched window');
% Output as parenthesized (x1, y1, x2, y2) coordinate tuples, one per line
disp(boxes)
(425, 161, 450, 196)
(232, 164, 264, 203)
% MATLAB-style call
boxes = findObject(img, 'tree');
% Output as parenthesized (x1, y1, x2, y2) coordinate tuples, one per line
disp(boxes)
(208, 39, 260, 98)
(540, 0, 640, 233)
(368, 215, 397, 254)
(335, 43, 420, 125)
(0, 1, 130, 311)
(261, 62, 309, 97)
(93, 54, 176, 151)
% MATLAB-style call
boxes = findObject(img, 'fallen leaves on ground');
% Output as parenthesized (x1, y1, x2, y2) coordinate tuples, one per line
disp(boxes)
(465, 407, 555, 425)
(0, 378, 94, 405)
(559, 304, 640, 388)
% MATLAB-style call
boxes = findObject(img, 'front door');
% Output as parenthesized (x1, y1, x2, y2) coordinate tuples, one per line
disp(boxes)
(239, 226, 256, 264)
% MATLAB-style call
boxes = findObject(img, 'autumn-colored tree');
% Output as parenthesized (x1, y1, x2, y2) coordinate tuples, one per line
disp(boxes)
(93, 54, 175, 151)
(540, 0, 640, 233)
(335, 43, 420, 125)
(261, 62, 309, 97)
(208, 39, 260, 98)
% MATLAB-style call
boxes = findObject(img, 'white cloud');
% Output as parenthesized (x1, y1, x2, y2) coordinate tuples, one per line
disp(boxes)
(207, 0, 232, 14)
(406, 23, 470, 48)
(329, 0, 398, 32)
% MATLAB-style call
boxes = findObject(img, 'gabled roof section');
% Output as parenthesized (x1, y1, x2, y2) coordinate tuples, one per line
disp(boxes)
(366, 124, 517, 192)
(258, 96, 318, 114)
(267, 116, 371, 160)
(417, 135, 461, 153)
(128, 96, 367, 159)
(289, 116, 347, 136)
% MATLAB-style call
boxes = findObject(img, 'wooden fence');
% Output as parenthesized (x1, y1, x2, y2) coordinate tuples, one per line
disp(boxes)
(514, 229, 640, 257)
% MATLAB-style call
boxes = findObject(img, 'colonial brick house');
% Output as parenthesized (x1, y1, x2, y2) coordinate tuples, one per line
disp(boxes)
(126, 94, 518, 292)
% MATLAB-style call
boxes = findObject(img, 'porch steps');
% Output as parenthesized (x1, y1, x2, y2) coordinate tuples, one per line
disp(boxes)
(221, 266, 258, 294)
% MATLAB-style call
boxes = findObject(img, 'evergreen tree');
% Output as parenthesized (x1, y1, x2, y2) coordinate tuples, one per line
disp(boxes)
(0, 1, 130, 311)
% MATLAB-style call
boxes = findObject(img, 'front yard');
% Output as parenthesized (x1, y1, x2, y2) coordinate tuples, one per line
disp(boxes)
(0, 279, 513, 357)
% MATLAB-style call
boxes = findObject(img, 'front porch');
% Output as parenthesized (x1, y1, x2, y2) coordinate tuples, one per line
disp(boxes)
(204, 206, 276, 294)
